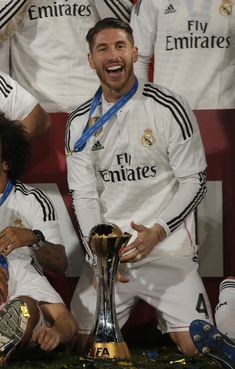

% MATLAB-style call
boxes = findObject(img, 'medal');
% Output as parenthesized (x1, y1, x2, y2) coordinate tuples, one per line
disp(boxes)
(88, 117, 103, 137)
(219, 0, 232, 15)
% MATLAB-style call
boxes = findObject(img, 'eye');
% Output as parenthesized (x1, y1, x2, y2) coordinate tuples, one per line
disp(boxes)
(96, 45, 107, 52)
(117, 43, 125, 49)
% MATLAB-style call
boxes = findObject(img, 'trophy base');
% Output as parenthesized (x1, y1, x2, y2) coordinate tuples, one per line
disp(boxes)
(85, 341, 131, 360)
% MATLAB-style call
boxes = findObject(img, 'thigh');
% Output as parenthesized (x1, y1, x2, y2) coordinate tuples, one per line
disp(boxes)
(71, 262, 96, 334)
(136, 256, 213, 333)
(71, 263, 137, 333)
(9, 259, 63, 304)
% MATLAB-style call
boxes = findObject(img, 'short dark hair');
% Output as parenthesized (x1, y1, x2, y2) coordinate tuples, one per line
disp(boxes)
(86, 17, 134, 52)
(0, 115, 30, 183)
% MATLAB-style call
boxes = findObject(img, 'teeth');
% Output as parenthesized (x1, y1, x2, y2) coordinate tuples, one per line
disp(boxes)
(107, 65, 122, 71)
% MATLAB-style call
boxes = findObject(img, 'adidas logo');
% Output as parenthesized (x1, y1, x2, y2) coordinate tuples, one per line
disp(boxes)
(91, 141, 104, 151)
(164, 4, 176, 14)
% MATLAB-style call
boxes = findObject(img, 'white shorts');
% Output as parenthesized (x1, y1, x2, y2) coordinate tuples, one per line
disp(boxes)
(71, 255, 213, 335)
(8, 258, 63, 304)
(215, 277, 235, 340)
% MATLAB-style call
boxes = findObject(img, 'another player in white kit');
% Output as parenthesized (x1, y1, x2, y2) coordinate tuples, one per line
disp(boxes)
(0, 116, 78, 363)
(130, 0, 235, 109)
(0, 70, 50, 138)
(66, 18, 213, 356)
(0, 0, 133, 112)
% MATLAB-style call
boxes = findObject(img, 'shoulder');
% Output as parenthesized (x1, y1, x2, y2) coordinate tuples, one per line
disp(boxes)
(141, 81, 191, 114)
(15, 181, 56, 221)
(139, 80, 195, 139)
(66, 97, 93, 152)
(67, 98, 93, 125)
(0, 71, 16, 99)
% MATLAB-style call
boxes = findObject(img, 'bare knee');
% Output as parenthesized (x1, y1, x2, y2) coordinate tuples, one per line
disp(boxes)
(170, 331, 198, 357)
(69, 333, 89, 355)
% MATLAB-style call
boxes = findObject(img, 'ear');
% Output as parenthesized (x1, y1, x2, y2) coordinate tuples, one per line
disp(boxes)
(133, 46, 138, 64)
(2, 161, 9, 172)
(88, 53, 96, 70)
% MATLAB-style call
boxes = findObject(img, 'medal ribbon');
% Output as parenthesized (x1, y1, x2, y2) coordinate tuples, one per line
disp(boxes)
(0, 254, 8, 274)
(74, 78, 138, 152)
(0, 180, 12, 277)
(0, 180, 13, 207)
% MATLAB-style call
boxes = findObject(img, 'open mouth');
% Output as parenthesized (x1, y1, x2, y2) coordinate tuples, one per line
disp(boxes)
(106, 65, 124, 74)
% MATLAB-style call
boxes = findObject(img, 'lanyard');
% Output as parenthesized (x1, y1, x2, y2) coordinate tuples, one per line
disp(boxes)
(0, 180, 13, 207)
(74, 78, 138, 152)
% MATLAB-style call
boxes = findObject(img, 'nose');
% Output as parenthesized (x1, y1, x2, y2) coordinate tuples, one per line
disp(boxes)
(106, 46, 119, 60)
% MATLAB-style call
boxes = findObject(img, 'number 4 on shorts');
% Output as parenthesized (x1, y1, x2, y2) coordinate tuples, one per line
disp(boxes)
(196, 293, 209, 319)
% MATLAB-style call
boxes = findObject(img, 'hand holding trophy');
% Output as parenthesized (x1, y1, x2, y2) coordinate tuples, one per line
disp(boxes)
(82, 223, 131, 360)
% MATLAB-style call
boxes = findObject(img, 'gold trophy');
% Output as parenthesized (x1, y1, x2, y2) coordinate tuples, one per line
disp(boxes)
(83, 223, 131, 360)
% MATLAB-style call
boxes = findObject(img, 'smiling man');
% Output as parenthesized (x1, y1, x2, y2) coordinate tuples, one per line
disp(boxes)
(66, 18, 213, 357)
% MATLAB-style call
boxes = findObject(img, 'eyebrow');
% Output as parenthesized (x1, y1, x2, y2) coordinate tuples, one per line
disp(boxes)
(95, 40, 126, 48)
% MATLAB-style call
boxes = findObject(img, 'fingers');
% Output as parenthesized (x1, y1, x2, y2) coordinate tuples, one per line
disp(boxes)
(116, 271, 129, 283)
(130, 221, 146, 232)
(0, 228, 17, 254)
(32, 327, 60, 351)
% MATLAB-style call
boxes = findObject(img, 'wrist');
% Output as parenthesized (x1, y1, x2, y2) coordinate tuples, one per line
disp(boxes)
(32, 229, 46, 251)
(152, 224, 166, 242)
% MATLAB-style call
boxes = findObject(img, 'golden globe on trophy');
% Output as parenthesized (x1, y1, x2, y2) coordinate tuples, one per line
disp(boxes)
(83, 223, 132, 360)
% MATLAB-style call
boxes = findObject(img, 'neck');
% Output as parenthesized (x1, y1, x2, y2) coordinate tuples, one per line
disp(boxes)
(102, 76, 136, 103)
(0, 176, 9, 194)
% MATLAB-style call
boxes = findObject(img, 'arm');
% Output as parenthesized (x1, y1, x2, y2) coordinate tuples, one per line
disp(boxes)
(0, 0, 31, 44)
(0, 227, 67, 274)
(95, 0, 133, 23)
(32, 303, 78, 351)
(121, 94, 207, 262)
(120, 171, 206, 262)
(0, 70, 51, 139)
(130, 0, 158, 80)
(0, 266, 8, 305)
(66, 112, 101, 238)
(21, 103, 51, 140)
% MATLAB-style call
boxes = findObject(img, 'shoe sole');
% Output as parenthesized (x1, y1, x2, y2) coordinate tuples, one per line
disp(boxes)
(0, 300, 29, 366)
(190, 319, 235, 369)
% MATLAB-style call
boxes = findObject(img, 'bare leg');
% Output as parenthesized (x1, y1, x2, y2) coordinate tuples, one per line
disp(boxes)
(170, 331, 198, 357)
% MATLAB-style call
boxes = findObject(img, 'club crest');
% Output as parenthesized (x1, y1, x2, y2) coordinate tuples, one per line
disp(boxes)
(141, 129, 155, 147)
(11, 218, 24, 227)
(219, 0, 232, 15)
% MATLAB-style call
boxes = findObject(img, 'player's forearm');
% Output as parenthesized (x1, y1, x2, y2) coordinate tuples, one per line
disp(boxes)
(155, 171, 207, 236)
(34, 243, 68, 274)
(52, 312, 78, 344)
(0, 0, 31, 43)
(134, 57, 151, 81)
(72, 190, 102, 238)
(21, 104, 51, 140)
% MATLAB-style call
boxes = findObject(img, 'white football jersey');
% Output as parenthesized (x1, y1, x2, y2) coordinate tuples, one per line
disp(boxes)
(66, 79, 207, 259)
(0, 181, 63, 263)
(2, 0, 132, 113)
(0, 70, 38, 120)
(131, 0, 235, 109)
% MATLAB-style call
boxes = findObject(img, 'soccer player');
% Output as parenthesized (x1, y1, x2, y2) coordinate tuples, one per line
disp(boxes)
(66, 18, 213, 356)
(0, 115, 67, 274)
(190, 277, 235, 369)
(130, 0, 235, 109)
(0, 70, 50, 139)
(0, 116, 78, 364)
(0, 263, 78, 365)
(0, 0, 133, 113)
